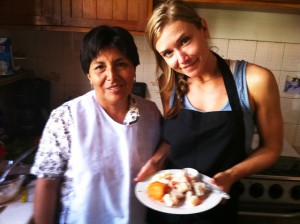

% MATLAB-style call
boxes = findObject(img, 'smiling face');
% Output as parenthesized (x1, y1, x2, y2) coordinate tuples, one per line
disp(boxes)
(87, 47, 136, 108)
(155, 20, 211, 78)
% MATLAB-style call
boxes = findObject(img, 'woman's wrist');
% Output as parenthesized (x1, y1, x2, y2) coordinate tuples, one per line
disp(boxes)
(149, 155, 164, 168)
(224, 168, 239, 183)
(150, 142, 170, 166)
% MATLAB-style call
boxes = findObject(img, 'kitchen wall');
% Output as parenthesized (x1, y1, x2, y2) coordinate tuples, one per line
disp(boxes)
(0, 9, 300, 147)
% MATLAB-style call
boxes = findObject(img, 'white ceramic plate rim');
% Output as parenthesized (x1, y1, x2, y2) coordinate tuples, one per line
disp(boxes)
(135, 169, 222, 214)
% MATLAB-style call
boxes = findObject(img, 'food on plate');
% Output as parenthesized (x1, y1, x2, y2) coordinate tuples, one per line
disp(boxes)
(147, 181, 169, 201)
(185, 191, 202, 207)
(162, 192, 180, 207)
(147, 169, 209, 208)
(193, 182, 206, 196)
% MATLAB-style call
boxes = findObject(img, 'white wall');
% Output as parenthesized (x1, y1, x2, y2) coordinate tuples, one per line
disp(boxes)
(197, 9, 300, 43)
(0, 9, 300, 147)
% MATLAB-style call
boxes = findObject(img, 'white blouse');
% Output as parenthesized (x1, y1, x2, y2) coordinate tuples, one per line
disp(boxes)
(31, 90, 162, 224)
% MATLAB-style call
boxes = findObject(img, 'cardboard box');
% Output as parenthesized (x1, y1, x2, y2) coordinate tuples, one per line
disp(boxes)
(0, 38, 14, 76)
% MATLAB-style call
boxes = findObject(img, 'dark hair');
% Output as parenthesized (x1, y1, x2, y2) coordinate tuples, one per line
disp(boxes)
(80, 25, 140, 74)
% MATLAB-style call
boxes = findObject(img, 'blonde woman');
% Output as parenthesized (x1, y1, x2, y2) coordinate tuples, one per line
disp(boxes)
(135, 0, 283, 223)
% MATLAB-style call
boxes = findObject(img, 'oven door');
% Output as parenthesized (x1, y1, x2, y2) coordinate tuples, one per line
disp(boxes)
(238, 204, 300, 224)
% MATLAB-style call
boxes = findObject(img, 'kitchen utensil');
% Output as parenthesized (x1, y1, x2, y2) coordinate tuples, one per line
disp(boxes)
(132, 82, 147, 98)
(183, 168, 230, 199)
(0, 205, 6, 213)
(0, 174, 26, 204)
(0, 146, 36, 185)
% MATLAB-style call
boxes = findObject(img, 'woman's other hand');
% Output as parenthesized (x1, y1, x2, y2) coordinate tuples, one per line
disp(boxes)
(211, 170, 234, 194)
(134, 159, 161, 182)
(134, 142, 171, 182)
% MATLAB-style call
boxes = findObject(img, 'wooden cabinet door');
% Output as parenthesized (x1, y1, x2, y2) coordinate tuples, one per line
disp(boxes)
(240, 0, 300, 3)
(0, 0, 61, 26)
(62, 0, 151, 32)
(183, 0, 300, 14)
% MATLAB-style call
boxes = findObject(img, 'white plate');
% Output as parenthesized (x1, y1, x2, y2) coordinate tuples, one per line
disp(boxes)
(135, 169, 222, 214)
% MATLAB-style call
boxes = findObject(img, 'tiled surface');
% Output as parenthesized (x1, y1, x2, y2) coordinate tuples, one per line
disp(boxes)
(228, 40, 257, 63)
(294, 126, 300, 146)
(272, 70, 281, 84)
(10, 30, 39, 58)
(36, 31, 64, 58)
(255, 42, 285, 70)
(283, 124, 298, 145)
(1, 17, 300, 147)
(63, 57, 87, 86)
(210, 38, 229, 58)
(280, 98, 300, 124)
(282, 44, 300, 71)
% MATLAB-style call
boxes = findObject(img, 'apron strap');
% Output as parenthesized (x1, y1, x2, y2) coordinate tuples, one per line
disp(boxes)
(213, 52, 243, 112)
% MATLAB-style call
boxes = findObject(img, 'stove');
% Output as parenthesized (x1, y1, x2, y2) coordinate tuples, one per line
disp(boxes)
(239, 157, 300, 206)
(238, 138, 300, 219)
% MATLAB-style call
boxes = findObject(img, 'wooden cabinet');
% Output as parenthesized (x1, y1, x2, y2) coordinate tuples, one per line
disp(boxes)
(183, 0, 300, 14)
(0, 0, 61, 26)
(0, 0, 152, 32)
(0, 70, 34, 88)
(1, 0, 299, 32)
(61, 0, 151, 32)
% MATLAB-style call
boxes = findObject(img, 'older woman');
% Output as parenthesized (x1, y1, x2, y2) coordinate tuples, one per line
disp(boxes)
(31, 25, 162, 224)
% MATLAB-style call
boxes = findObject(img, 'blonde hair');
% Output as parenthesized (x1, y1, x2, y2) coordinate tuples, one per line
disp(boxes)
(146, 0, 203, 118)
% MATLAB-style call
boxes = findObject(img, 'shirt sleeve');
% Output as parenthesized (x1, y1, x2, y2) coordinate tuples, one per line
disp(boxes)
(30, 104, 72, 179)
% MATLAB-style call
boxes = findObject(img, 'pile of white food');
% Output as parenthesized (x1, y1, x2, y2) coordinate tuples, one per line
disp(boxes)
(150, 170, 207, 207)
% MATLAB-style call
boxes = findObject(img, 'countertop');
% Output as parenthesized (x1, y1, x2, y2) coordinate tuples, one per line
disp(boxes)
(0, 69, 34, 88)
(0, 181, 34, 224)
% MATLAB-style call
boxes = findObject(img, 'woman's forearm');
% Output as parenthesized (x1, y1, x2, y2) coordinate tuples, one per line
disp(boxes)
(135, 142, 170, 181)
(149, 142, 171, 166)
(33, 178, 60, 224)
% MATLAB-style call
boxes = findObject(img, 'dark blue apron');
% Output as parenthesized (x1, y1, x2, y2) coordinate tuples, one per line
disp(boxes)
(146, 53, 246, 224)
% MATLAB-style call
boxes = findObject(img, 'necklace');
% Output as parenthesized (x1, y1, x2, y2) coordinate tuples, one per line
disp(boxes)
(200, 74, 221, 83)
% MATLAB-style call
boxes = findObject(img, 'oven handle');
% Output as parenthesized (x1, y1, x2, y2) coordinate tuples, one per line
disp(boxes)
(239, 210, 300, 218)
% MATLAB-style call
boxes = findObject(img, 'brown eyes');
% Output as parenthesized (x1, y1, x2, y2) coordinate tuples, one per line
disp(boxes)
(181, 37, 191, 45)
(161, 37, 191, 58)
(163, 50, 172, 58)
(95, 62, 129, 73)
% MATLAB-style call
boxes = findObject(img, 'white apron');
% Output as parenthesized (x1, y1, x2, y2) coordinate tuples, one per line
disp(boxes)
(67, 91, 161, 224)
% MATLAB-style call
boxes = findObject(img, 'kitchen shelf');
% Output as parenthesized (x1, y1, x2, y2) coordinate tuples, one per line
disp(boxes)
(183, 0, 300, 14)
(0, 70, 34, 88)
